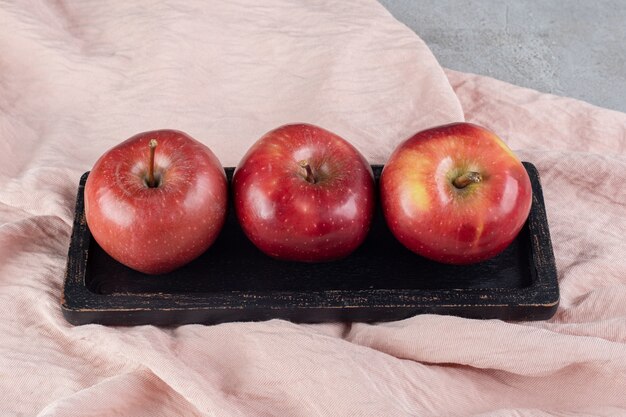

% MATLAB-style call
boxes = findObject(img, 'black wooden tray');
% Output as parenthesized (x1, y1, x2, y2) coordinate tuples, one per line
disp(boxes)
(62, 163, 558, 326)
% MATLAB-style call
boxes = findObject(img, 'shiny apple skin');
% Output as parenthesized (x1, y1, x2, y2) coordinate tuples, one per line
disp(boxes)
(233, 123, 375, 262)
(84, 130, 228, 274)
(380, 122, 532, 264)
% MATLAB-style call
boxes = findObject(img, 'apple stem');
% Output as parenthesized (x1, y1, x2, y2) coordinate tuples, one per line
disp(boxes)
(148, 139, 158, 188)
(453, 171, 482, 189)
(298, 160, 316, 184)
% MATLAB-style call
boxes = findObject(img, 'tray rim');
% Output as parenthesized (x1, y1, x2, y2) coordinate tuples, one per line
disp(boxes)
(61, 163, 559, 325)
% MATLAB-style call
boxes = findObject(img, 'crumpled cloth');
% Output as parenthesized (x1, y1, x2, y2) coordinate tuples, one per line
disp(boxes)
(1, 1, 625, 416)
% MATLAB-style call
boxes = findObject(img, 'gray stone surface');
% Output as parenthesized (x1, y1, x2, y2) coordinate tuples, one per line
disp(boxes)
(379, 0, 626, 113)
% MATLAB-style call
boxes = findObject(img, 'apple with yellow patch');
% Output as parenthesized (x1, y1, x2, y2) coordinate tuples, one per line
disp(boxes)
(380, 122, 532, 264)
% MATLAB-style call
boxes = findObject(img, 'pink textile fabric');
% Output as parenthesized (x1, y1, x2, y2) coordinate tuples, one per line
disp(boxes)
(1, 1, 625, 416)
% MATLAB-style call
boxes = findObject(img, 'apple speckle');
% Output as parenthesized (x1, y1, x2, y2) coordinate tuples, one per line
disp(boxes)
(232, 123, 374, 262)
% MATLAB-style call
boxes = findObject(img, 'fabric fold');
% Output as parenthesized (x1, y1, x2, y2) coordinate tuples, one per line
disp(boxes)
(0, 1, 625, 416)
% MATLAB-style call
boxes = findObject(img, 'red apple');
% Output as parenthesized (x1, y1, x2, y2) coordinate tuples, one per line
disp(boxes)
(84, 129, 228, 274)
(233, 123, 375, 262)
(380, 122, 532, 264)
